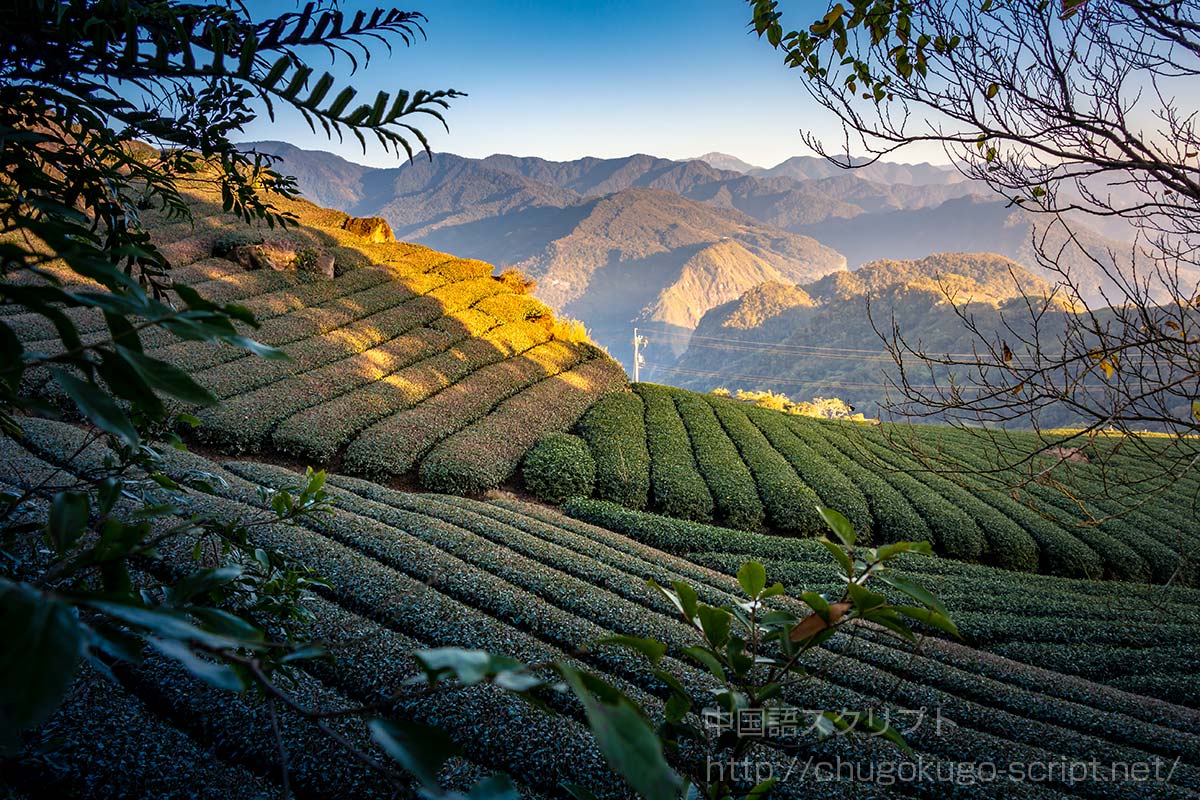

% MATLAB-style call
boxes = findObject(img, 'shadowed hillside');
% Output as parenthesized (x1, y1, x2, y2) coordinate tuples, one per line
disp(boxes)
(12, 177, 627, 495)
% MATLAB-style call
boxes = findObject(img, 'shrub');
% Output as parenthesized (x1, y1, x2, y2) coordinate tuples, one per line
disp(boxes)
(211, 229, 264, 258)
(522, 433, 597, 504)
(547, 316, 592, 346)
(576, 391, 651, 510)
(786, 417, 930, 545)
(561, 498, 826, 562)
(419, 358, 626, 495)
(750, 408, 872, 538)
(272, 321, 551, 463)
(495, 267, 537, 294)
(431, 258, 496, 282)
(673, 393, 765, 531)
(821, 426, 994, 562)
(634, 384, 714, 522)
(347, 341, 583, 479)
(705, 395, 824, 535)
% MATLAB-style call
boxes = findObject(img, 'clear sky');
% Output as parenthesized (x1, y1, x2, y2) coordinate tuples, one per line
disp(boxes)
(239, 0, 930, 168)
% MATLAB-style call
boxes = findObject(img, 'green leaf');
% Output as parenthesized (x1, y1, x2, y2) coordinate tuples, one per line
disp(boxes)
(148, 637, 245, 692)
(696, 605, 732, 648)
(681, 645, 725, 681)
(893, 606, 961, 638)
(368, 718, 462, 791)
(0, 580, 84, 733)
(737, 561, 767, 597)
(875, 540, 933, 561)
(52, 368, 140, 447)
(875, 573, 947, 616)
(557, 666, 681, 800)
(47, 490, 89, 555)
(413, 648, 523, 687)
(595, 635, 667, 665)
(86, 601, 243, 650)
(561, 783, 601, 800)
(664, 691, 691, 723)
(167, 565, 245, 605)
(116, 345, 216, 405)
(817, 506, 856, 547)
(466, 775, 520, 800)
(819, 538, 854, 577)
(848, 710, 914, 754)
(847, 582, 887, 612)
(646, 578, 698, 622)
(986, 82, 999, 99)
(800, 591, 831, 620)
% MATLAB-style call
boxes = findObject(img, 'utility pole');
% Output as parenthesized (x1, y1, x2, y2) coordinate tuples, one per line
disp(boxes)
(632, 327, 648, 383)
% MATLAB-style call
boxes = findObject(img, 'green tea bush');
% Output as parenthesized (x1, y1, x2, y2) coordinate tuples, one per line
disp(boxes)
(576, 391, 651, 509)
(473, 293, 552, 321)
(786, 417, 930, 545)
(198, 295, 443, 401)
(200, 327, 453, 451)
(635, 384, 714, 522)
(425, 276, 506, 309)
(562, 497, 825, 562)
(347, 341, 583, 479)
(824, 427, 992, 562)
(705, 394, 824, 535)
(751, 408, 872, 537)
(673, 393, 765, 531)
(421, 359, 626, 495)
(430, 258, 496, 282)
(272, 321, 551, 463)
(522, 433, 597, 504)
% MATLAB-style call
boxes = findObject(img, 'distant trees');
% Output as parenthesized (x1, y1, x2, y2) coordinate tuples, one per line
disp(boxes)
(748, 0, 1200, 510)
(717, 387, 870, 421)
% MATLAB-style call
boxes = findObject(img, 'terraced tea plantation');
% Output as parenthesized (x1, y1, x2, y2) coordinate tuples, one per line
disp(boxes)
(10, 184, 626, 496)
(7, 418, 1200, 800)
(565, 499, 1200, 710)
(569, 384, 1200, 583)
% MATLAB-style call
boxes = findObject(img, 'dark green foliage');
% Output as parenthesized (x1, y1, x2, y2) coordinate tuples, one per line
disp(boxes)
(562, 497, 819, 562)
(522, 433, 597, 505)
(212, 230, 265, 258)
(576, 391, 651, 509)
(785, 417, 930, 545)
(749, 407, 872, 537)
(673, 393, 765, 531)
(635, 384, 714, 522)
(705, 394, 824, 535)
(822, 426, 992, 563)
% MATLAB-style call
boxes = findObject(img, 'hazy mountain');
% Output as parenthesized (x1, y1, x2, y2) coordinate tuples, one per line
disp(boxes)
(755, 155, 966, 186)
(691, 152, 762, 173)
(663, 253, 1056, 415)
(492, 188, 847, 361)
(792, 195, 1139, 303)
(244, 141, 371, 212)
(243, 142, 847, 364)
(241, 142, 1140, 367)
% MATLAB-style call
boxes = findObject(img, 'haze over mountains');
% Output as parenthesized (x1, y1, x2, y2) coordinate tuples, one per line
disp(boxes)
(247, 141, 1136, 403)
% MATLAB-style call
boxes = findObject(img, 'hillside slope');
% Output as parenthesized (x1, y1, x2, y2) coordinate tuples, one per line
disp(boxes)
(662, 253, 1057, 415)
(567, 383, 1200, 587)
(6, 419, 1200, 799)
(12, 178, 627, 495)
(502, 188, 846, 357)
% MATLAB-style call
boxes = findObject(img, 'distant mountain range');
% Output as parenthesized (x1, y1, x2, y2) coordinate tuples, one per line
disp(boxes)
(661, 253, 1060, 418)
(244, 141, 1138, 378)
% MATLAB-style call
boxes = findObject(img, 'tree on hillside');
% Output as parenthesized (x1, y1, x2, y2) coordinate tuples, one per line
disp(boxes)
(0, 0, 460, 754)
(748, 0, 1200, 516)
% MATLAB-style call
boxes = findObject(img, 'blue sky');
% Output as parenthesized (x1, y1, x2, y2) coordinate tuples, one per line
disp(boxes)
(239, 0, 897, 168)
